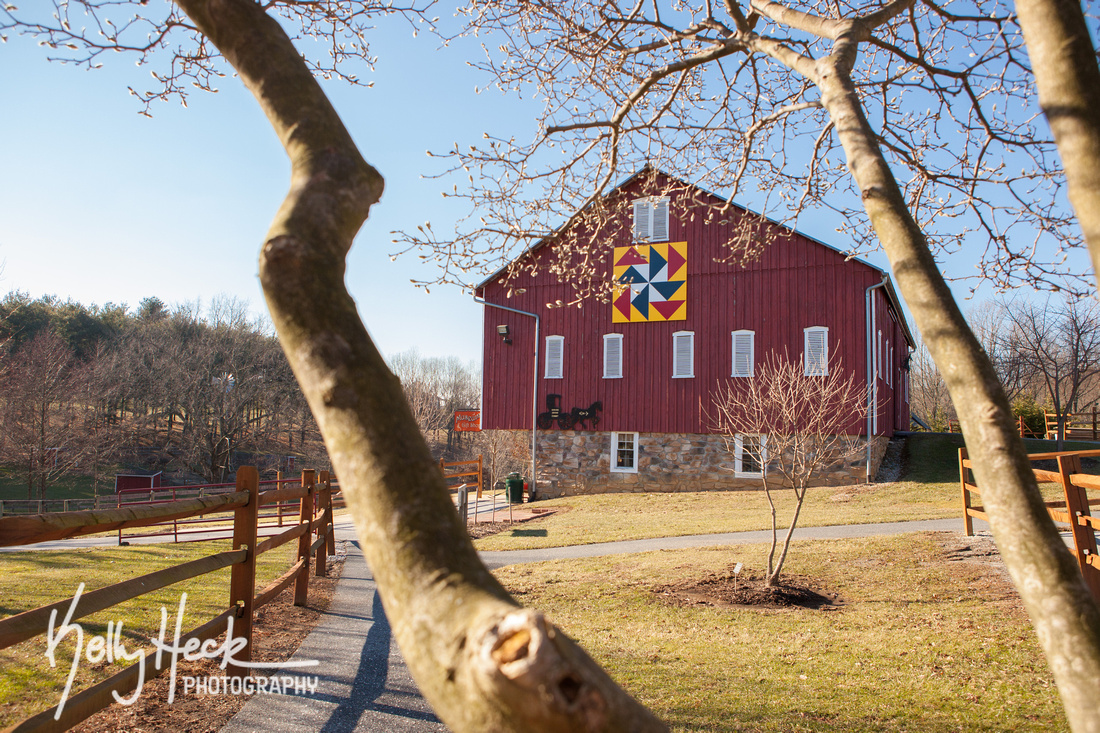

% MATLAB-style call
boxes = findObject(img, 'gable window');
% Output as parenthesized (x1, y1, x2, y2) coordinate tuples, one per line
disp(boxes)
(672, 331, 694, 378)
(603, 334, 624, 379)
(611, 432, 639, 473)
(804, 326, 829, 376)
(633, 197, 670, 242)
(545, 335, 564, 379)
(735, 434, 767, 477)
(732, 330, 755, 377)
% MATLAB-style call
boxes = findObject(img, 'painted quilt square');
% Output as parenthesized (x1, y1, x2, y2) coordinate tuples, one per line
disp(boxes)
(612, 242, 687, 323)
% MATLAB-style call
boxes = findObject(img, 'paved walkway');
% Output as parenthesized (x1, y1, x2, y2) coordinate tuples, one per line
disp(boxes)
(219, 516, 1000, 731)
(220, 527, 446, 733)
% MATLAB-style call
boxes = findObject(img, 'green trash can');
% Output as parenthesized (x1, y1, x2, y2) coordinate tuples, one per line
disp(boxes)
(506, 473, 525, 504)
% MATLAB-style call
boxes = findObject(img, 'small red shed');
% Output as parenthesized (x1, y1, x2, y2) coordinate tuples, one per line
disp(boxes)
(114, 471, 163, 494)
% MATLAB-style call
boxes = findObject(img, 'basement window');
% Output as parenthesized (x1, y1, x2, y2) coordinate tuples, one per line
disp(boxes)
(735, 434, 767, 478)
(611, 432, 639, 473)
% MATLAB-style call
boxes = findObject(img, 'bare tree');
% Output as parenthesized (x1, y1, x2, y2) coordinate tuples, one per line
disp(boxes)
(389, 349, 450, 451)
(908, 338, 952, 432)
(404, 2, 1100, 727)
(1013, 0, 1100, 278)
(0, 331, 89, 499)
(8, 0, 1100, 729)
(478, 429, 531, 492)
(712, 351, 865, 586)
(3, 1, 666, 730)
(996, 296, 1100, 447)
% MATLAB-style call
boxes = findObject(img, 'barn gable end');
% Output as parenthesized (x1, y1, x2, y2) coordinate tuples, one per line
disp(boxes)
(476, 170, 913, 496)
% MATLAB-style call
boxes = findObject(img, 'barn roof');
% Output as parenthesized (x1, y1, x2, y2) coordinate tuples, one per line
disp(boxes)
(475, 166, 915, 348)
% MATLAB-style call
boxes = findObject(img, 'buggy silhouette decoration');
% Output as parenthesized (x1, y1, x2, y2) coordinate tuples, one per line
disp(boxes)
(536, 394, 602, 430)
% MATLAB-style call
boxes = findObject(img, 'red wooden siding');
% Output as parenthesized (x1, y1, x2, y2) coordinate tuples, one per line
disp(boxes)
(480, 172, 913, 437)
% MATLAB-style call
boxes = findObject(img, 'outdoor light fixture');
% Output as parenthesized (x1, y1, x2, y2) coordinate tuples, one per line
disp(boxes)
(497, 324, 512, 344)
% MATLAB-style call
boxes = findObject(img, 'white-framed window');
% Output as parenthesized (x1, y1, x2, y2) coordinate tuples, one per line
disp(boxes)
(732, 330, 755, 377)
(804, 326, 829, 376)
(545, 335, 564, 379)
(632, 197, 670, 242)
(603, 333, 624, 379)
(672, 331, 694, 378)
(611, 431, 639, 473)
(888, 343, 893, 387)
(735, 434, 767, 477)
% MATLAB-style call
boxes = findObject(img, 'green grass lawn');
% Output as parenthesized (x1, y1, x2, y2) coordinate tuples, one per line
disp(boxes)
(0, 541, 299, 727)
(475, 433, 1091, 551)
(495, 532, 1066, 732)
(0, 463, 127, 503)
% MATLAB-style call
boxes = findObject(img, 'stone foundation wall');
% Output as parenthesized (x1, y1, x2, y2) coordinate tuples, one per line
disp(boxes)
(523, 430, 881, 498)
(867, 434, 890, 482)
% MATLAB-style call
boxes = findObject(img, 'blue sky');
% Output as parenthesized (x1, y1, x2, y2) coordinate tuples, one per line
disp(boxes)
(0, 9, 1085, 366)
(0, 15, 526, 364)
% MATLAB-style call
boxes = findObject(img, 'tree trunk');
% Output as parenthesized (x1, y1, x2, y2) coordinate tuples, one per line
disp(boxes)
(816, 29, 1100, 730)
(767, 485, 807, 588)
(1014, 0, 1100, 279)
(171, 1, 666, 730)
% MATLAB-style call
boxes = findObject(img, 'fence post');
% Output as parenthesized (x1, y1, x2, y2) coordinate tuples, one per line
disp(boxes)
(1094, 407, 1097, 441)
(322, 471, 336, 557)
(1057, 455, 1100, 603)
(228, 466, 259, 677)
(477, 454, 484, 499)
(276, 470, 284, 527)
(959, 447, 974, 537)
(315, 472, 332, 578)
(294, 469, 315, 606)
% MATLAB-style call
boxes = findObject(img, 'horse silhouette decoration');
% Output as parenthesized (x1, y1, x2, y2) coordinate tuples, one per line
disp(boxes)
(536, 396, 603, 430)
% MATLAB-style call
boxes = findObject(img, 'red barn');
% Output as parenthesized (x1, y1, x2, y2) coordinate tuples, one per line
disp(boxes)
(475, 169, 913, 497)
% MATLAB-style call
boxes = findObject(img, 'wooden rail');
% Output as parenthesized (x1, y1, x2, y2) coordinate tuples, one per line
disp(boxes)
(440, 456, 483, 499)
(1046, 410, 1100, 441)
(961, 447, 1100, 601)
(0, 466, 336, 732)
(948, 416, 1036, 439)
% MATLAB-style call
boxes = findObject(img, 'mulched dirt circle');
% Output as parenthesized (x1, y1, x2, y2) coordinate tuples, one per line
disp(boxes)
(654, 568, 843, 611)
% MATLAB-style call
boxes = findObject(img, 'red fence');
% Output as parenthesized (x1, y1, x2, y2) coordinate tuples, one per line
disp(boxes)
(114, 471, 336, 545)
(0, 467, 337, 732)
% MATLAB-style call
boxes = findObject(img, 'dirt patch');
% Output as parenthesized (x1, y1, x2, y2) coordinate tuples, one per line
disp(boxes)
(653, 533, 1009, 612)
(466, 506, 563, 539)
(68, 548, 348, 733)
(654, 568, 842, 611)
(827, 483, 879, 502)
(467, 521, 523, 539)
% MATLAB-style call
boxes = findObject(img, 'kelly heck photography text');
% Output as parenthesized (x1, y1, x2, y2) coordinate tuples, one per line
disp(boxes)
(45, 583, 320, 719)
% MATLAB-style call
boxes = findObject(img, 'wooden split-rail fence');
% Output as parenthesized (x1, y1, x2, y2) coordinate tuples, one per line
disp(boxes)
(948, 416, 1040, 439)
(960, 448, 1100, 601)
(1045, 410, 1100, 442)
(0, 467, 338, 732)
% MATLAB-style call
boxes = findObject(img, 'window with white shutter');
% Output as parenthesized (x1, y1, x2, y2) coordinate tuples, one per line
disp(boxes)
(672, 331, 694, 378)
(804, 326, 829, 376)
(632, 197, 671, 242)
(632, 199, 651, 241)
(545, 335, 564, 379)
(603, 334, 623, 379)
(731, 330, 755, 377)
